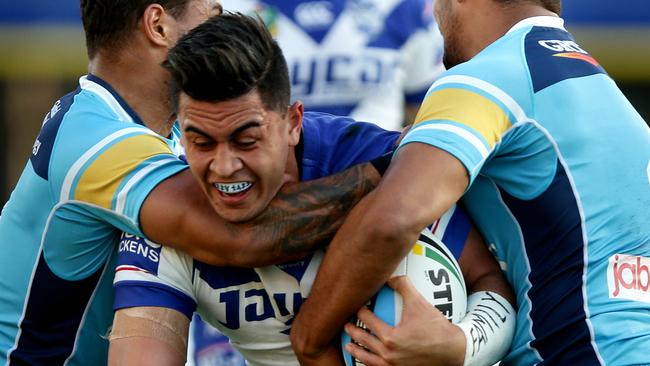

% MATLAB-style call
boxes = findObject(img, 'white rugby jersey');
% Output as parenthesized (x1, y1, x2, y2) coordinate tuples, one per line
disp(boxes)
(114, 205, 470, 365)
(221, 0, 445, 130)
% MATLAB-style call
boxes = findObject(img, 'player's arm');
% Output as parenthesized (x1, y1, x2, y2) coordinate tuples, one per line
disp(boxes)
(108, 307, 189, 366)
(290, 142, 468, 364)
(141, 162, 380, 267)
(458, 224, 514, 304)
(343, 224, 516, 366)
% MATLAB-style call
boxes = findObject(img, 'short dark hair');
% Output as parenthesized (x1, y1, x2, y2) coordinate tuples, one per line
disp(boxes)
(494, 0, 561, 15)
(80, 0, 191, 58)
(164, 12, 291, 115)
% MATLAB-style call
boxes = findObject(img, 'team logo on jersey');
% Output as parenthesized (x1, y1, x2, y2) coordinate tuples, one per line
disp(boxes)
(608, 254, 650, 303)
(537, 40, 600, 66)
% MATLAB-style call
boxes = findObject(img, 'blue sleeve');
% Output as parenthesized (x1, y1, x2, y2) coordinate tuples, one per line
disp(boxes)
(430, 204, 472, 260)
(301, 112, 400, 179)
(113, 233, 197, 318)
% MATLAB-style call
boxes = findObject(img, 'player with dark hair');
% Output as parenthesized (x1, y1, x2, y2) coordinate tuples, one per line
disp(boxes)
(291, 0, 650, 365)
(0, 1, 393, 364)
(108, 13, 515, 366)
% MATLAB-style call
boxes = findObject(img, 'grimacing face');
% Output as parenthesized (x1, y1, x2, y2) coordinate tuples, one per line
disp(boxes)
(179, 90, 302, 222)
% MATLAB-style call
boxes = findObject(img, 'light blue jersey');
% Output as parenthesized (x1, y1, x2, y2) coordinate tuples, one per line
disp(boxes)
(0, 75, 187, 365)
(400, 16, 650, 366)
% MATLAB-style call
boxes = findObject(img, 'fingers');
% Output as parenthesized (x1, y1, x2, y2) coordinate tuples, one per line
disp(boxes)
(344, 317, 384, 355)
(387, 275, 420, 303)
(388, 275, 446, 323)
(356, 306, 392, 339)
(344, 340, 390, 366)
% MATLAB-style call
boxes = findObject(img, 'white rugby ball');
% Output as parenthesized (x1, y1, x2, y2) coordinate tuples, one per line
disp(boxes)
(341, 228, 467, 365)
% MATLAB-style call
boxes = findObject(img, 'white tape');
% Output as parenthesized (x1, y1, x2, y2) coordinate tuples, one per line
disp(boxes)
(456, 291, 516, 366)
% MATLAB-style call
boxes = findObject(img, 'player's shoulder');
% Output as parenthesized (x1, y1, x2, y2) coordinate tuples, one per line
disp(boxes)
(302, 111, 398, 151)
(49, 75, 160, 152)
(303, 111, 392, 135)
(42, 76, 180, 206)
(423, 37, 534, 118)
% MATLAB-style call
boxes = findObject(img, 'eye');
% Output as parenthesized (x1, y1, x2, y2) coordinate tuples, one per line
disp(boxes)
(234, 138, 257, 149)
(191, 137, 215, 150)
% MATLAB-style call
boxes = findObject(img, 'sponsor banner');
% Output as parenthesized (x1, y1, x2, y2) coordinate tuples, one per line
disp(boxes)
(0, 0, 648, 26)
(563, 0, 650, 25)
(0, 0, 81, 24)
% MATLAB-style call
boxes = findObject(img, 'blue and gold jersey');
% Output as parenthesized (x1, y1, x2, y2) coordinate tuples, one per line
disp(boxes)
(0, 75, 187, 365)
(400, 16, 650, 365)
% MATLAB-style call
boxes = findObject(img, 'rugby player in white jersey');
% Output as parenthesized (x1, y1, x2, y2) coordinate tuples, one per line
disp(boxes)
(0, 1, 406, 364)
(108, 13, 516, 366)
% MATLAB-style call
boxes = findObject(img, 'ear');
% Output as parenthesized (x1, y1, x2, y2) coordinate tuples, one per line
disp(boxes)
(141, 4, 176, 48)
(287, 101, 303, 147)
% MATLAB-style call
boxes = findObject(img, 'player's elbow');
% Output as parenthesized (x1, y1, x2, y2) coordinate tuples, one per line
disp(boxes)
(364, 208, 427, 253)
(290, 323, 323, 363)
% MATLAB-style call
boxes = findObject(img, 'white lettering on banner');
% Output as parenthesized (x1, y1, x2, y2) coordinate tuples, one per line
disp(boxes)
(608, 254, 650, 303)
(290, 52, 399, 101)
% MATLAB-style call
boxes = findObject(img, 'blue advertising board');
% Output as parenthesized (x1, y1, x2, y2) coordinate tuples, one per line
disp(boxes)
(0, 0, 648, 79)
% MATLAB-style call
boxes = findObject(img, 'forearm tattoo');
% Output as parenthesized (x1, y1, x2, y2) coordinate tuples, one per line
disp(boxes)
(251, 163, 379, 257)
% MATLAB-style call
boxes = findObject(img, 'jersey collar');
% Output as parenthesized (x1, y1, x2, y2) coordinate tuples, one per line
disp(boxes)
(81, 74, 146, 126)
(507, 16, 565, 35)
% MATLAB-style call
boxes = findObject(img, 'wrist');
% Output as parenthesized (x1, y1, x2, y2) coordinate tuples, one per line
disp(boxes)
(457, 291, 516, 366)
(449, 323, 469, 366)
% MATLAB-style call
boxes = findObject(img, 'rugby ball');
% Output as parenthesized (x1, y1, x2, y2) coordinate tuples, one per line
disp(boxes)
(341, 228, 467, 365)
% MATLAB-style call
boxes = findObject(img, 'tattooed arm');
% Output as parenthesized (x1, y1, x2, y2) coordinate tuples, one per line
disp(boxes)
(139, 163, 380, 267)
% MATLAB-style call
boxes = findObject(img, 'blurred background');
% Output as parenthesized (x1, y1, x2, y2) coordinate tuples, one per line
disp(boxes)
(0, 0, 648, 204)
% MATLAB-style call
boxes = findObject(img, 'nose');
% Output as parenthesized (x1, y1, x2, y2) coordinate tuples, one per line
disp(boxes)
(209, 143, 243, 177)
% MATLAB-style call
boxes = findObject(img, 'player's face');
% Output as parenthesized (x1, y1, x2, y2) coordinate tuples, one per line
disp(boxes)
(434, 0, 466, 69)
(179, 90, 302, 222)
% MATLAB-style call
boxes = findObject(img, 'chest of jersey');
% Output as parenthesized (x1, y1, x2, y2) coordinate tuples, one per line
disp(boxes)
(192, 252, 323, 345)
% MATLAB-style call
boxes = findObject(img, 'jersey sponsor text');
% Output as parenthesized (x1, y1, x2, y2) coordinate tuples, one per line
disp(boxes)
(608, 254, 650, 303)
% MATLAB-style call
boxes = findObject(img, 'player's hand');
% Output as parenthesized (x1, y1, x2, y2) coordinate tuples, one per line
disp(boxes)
(343, 276, 466, 366)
